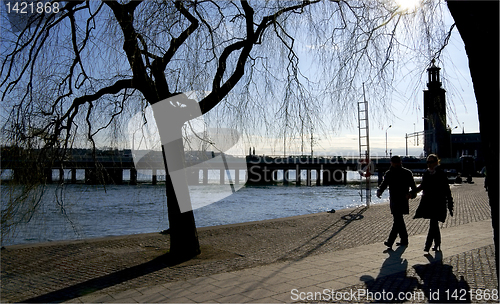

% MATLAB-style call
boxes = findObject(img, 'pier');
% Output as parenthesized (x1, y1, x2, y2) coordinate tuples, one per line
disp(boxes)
(1, 147, 470, 185)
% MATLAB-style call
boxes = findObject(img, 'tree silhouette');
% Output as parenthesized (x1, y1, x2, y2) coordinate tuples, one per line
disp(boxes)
(1, 1, 460, 257)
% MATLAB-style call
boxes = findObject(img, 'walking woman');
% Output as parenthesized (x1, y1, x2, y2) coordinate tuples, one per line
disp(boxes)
(412, 154, 454, 252)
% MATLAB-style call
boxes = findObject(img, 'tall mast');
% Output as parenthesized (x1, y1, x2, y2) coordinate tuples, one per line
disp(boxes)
(358, 83, 371, 206)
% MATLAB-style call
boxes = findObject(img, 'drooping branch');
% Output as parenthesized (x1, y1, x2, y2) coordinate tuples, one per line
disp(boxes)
(432, 23, 456, 61)
(105, 0, 155, 100)
(149, 0, 200, 102)
(50, 79, 135, 148)
(160, 1, 200, 69)
(0, 1, 87, 99)
(198, 0, 320, 115)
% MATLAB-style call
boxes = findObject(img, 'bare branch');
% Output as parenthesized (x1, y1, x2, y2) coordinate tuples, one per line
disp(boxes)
(199, 0, 320, 115)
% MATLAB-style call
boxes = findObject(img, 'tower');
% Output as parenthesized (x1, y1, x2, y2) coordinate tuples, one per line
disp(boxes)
(423, 60, 451, 158)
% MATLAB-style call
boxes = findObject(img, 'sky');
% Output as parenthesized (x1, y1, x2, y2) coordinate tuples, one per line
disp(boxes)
(124, 1, 480, 160)
(0, 1, 481, 160)
(230, 2, 480, 159)
(324, 18, 478, 158)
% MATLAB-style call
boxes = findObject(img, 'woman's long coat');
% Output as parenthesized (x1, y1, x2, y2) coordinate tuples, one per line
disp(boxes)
(414, 166, 453, 223)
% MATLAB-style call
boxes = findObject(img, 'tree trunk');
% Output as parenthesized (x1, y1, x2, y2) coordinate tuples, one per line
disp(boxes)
(162, 138, 201, 259)
(165, 173, 201, 259)
(151, 97, 201, 258)
(447, 0, 499, 280)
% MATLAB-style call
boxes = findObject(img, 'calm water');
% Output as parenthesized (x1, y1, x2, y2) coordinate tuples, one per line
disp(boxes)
(1, 172, 390, 246)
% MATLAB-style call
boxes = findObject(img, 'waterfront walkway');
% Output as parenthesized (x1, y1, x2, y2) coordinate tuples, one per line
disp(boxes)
(1, 179, 497, 303)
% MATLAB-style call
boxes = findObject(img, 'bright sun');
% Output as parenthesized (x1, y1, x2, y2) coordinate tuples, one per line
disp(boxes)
(395, 0, 422, 12)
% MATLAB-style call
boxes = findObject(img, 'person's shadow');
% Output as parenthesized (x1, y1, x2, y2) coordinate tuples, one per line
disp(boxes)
(413, 251, 471, 303)
(360, 246, 419, 303)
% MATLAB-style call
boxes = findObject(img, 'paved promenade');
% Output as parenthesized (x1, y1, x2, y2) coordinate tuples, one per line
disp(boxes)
(1, 179, 498, 303)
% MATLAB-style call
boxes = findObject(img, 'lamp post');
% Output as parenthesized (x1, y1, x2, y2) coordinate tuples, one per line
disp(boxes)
(450, 125, 458, 157)
(385, 125, 392, 157)
(405, 133, 408, 157)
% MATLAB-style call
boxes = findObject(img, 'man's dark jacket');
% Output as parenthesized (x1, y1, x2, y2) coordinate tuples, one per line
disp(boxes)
(378, 166, 417, 215)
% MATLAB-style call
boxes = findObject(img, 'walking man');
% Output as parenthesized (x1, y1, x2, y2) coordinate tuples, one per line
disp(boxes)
(377, 155, 417, 249)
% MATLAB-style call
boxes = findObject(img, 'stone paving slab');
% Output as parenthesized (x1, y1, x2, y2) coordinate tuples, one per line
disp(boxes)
(74, 220, 495, 303)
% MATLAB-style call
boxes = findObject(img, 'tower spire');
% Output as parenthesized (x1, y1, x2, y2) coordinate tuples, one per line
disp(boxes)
(423, 59, 450, 157)
(427, 59, 442, 89)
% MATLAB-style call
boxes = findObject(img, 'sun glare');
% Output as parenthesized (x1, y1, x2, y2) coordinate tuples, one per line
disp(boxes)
(395, 0, 422, 12)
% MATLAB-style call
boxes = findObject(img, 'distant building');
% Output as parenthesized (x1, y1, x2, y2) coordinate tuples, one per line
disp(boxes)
(423, 59, 451, 158)
(451, 132, 482, 159)
(422, 60, 484, 170)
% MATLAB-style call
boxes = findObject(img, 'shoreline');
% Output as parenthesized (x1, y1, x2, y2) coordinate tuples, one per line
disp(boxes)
(2, 202, 372, 250)
(1, 182, 389, 248)
(2, 178, 475, 249)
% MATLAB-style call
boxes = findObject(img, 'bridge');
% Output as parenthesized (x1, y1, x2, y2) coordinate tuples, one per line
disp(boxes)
(1, 147, 470, 185)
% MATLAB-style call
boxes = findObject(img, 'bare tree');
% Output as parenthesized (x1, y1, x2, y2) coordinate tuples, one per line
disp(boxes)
(1, 0, 453, 257)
